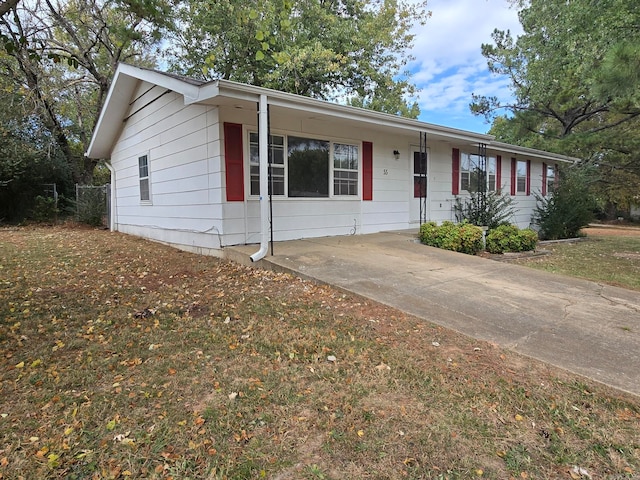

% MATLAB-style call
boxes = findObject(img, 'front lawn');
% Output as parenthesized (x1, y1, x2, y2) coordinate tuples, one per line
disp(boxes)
(1, 226, 638, 479)
(512, 227, 640, 291)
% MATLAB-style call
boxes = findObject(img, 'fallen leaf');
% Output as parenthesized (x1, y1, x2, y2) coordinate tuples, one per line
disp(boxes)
(570, 466, 591, 479)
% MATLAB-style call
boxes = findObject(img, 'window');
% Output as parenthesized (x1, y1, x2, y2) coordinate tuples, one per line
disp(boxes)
(545, 164, 556, 195)
(333, 143, 358, 196)
(413, 151, 427, 198)
(516, 160, 527, 193)
(288, 136, 329, 197)
(250, 133, 359, 198)
(460, 153, 496, 192)
(487, 157, 497, 192)
(138, 154, 150, 201)
(249, 133, 285, 195)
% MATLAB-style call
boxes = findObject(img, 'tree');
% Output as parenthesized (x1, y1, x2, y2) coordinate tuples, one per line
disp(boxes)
(532, 167, 596, 240)
(168, 0, 429, 118)
(0, 0, 170, 185)
(0, 76, 72, 222)
(473, 0, 640, 218)
(0, 0, 19, 17)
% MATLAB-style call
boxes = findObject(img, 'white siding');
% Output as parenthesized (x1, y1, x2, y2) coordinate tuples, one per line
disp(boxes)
(109, 85, 554, 253)
(109, 82, 224, 252)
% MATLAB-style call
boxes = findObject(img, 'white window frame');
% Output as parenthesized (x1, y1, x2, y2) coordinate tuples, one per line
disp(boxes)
(546, 164, 556, 195)
(516, 160, 528, 194)
(247, 131, 360, 199)
(249, 132, 285, 196)
(333, 142, 359, 196)
(460, 153, 497, 192)
(138, 154, 151, 203)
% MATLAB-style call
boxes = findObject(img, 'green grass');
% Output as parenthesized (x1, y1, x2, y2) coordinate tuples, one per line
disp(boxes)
(514, 232, 640, 291)
(0, 225, 639, 479)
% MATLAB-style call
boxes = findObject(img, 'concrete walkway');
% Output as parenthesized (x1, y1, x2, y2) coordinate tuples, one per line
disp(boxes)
(227, 231, 640, 397)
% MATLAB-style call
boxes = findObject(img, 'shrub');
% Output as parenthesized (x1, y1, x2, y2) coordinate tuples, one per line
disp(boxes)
(76, 185, 108, 227)
(486, 224, 538, 254)
(454, 190, 516, 230)
(419, 221, 484, 255)
(30, 195, 59, 223)
(532, 168, 596, 240)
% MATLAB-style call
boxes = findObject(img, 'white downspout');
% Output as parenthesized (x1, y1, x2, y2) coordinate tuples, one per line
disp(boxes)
(106, 162, 116, 232)
(250, 94, 269, 262)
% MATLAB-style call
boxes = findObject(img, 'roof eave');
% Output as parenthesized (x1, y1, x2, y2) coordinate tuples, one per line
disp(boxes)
(490, 141, 578, 163)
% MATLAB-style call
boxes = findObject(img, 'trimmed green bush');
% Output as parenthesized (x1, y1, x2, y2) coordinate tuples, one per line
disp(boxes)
(419, 221, 484, 255)
(486, 224, 538, 254)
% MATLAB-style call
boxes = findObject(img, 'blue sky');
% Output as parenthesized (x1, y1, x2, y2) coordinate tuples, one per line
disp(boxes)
(408, 0, 523, 133)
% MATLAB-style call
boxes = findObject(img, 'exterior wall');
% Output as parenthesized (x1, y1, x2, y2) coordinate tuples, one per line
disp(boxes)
(219, 106, 415, 245)
(108, 84, 558, 253)
(217, 105, 553, 246)
(447, 149, 548, 229)
(109, 81, 225, 255)
(428, 141, 459, 224)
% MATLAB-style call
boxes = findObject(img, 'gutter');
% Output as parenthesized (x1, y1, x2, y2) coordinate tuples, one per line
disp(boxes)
(105, 161, 116, 231)
(250, 94, 269, 262)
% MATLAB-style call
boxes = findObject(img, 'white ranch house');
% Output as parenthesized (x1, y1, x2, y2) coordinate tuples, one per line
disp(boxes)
(86, 64, 574, 260)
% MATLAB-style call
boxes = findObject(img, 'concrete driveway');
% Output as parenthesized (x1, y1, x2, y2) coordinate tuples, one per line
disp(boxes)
(227, 231, 640, 397)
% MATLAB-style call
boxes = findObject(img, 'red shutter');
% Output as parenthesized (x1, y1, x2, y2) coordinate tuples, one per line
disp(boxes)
(362, 141, 373, 201)
(223, 123, 244, 202)
(510, 157, 516, 196)
(496, 155, 502, 192)
(452, 148, 460, 195)
(526, 160, 531, 196)
(542, 162, 547, 196)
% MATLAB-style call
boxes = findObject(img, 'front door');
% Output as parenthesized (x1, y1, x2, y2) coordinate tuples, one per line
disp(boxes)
(409, 147, 429, 224)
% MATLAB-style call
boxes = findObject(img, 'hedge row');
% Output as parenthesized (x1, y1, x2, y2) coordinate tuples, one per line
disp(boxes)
(419, 221, 538, 255)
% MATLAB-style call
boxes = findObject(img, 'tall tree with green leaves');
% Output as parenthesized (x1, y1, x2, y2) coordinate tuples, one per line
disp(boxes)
(169, 0, 429, 118)
(472, 0, 640, 217)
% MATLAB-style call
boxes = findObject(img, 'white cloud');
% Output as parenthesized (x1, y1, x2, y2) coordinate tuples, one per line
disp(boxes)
(408, 0, 523, 132)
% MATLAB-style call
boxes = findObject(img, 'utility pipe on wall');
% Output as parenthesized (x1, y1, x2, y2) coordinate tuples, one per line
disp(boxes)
(106, 161, 116, 232)
(250, 94, 269, 262)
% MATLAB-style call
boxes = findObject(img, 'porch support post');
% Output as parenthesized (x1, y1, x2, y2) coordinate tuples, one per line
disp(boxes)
(250, 94, 269, 262)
